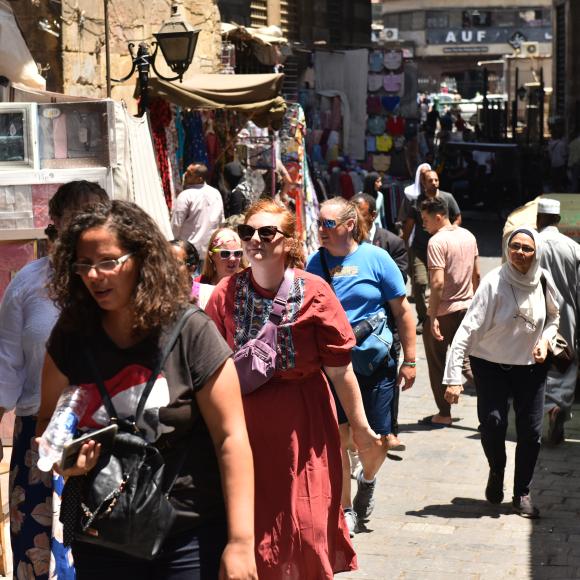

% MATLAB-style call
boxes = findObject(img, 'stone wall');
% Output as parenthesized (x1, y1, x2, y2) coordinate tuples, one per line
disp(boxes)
(12, 0, 221, 112)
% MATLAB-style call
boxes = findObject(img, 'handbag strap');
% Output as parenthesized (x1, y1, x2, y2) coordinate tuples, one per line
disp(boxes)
(85, 307, 198, 432)
(268, 268, 295, 325)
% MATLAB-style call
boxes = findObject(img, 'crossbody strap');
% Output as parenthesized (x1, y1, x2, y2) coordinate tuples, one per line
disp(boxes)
(267, 268, 295, 325)
(318, 248, 336, 294)
(84, 307, 198, 431)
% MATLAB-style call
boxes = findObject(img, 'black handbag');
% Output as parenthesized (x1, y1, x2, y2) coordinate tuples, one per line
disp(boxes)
(61, 308, 197, 560)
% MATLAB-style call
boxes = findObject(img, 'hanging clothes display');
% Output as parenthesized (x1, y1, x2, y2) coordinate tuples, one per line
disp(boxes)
(148, 98, 173, 208)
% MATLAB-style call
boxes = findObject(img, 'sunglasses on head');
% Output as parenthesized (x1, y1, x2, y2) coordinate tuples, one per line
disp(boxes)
(211, 248, 243, 260)
(508, 242, 535, 255)
(237, 224, 289, 243)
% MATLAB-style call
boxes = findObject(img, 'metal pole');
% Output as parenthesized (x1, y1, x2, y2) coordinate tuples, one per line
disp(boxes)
(136, 43, 151, 117)
(539, 66, 545, 150)
(512, 67, 519, 141)
(104, 0, 111, 97)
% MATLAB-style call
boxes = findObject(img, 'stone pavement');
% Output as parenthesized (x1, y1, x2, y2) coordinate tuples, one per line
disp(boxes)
(341, 258, 580, 580)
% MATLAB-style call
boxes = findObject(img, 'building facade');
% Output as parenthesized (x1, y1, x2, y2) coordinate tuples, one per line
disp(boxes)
(380, 0, 552, 98)
(10, 0, 221, 110)
(217, 0, 371, 47)
(552, 0, 580, 136)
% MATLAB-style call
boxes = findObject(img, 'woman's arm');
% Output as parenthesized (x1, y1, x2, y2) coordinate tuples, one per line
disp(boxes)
(196, 358, 257, 580)
(388, 295, 417, 390)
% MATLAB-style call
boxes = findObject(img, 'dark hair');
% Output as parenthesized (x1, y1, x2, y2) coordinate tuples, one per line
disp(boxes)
(319, 197, 369, 244)
(362, 172, 381, 197)
(183, 163, 208, 186)
(352, 193, 376, 214)
(50, 200, 189, 335)
(170, 239, 199, 267)
(420, 196, 448, 217)
(244, 199, 305, 268)
(48, 180, 109, 222)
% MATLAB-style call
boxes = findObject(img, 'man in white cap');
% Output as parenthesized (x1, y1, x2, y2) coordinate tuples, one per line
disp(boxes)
(537, 198, 580, 444)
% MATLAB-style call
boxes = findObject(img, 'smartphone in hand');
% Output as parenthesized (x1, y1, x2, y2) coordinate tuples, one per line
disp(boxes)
(60, 424, 118, 471)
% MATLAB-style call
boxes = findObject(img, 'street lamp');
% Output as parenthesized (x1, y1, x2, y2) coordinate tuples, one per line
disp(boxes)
(109, 0, 200, 116)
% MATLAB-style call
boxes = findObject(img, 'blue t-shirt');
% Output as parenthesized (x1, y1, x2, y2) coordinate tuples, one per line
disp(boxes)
(306, 242, 406, 327)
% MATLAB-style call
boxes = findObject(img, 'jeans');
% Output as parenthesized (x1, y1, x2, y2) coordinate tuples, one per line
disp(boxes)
(470, 356, 548, 497)
(72, 522, 227, 580)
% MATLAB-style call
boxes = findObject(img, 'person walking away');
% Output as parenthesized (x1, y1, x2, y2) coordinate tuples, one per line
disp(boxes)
(0, 180, 109, 579)
(567, 129, 580, 192)
(547, 127, 568, 192)
(171, 163, 224, 262)
(205, 199, 384, 578)
(307, 197, 416, 535)
(418, 197, 479, 428)
(536, 198, 580, 444)
(401, 169, 462, 334)
(443, 228, 559, 518)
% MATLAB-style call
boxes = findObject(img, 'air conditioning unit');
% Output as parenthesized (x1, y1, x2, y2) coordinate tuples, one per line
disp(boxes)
(521, 41, 540, 56)
(381, 28, 399, 42)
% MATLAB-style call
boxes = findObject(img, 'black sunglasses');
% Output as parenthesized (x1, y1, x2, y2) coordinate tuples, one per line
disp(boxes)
(237, 224, 290, 243)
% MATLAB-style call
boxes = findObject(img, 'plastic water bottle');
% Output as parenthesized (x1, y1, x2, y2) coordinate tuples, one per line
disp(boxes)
(37, 385, 89, 472)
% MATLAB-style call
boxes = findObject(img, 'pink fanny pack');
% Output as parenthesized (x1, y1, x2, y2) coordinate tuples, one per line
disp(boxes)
(233, 269, 294, 395)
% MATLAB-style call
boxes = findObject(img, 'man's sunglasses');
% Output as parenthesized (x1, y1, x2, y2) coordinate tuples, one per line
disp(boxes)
(211, 248, 243, 260)
(237, 224, 289, 243)
(317, 218, 344, 229)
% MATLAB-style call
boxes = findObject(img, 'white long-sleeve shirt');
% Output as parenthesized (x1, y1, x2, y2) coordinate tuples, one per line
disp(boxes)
(443, 266, 559, 385)
(0, 257, 59, 415)
(170, 183, 224, 260)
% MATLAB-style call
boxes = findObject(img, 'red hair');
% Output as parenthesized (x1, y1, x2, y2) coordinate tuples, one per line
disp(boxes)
(244, 199, 305, 268)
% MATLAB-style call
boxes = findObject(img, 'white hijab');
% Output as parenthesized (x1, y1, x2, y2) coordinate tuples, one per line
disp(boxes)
(404, 163, 431, 201)
(499, 227, 542, 291)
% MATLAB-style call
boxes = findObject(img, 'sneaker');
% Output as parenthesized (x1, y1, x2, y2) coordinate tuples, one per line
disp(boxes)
(353, 472, 376, 521)
(485, 470, 504, 504)
(512, 495, 540, 519)
(343, 509, 357, 538)
(348, 449, 362, 479)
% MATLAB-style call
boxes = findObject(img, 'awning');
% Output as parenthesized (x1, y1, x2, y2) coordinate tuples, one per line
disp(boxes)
(221, 23, 288, 46)
(148, 73, 286, 127)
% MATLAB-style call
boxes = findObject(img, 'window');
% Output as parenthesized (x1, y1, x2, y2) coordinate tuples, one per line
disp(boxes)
(463, 10, 491, 28)
(411, 11, 425, 30)
(399, 12, 413, 31)
(426, 11, 448, 29)
(384, 13, 399, 28)
(494, 10, 516, 28)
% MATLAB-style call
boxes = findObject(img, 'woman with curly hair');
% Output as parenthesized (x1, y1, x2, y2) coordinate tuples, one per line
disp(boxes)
(205, 199, 383, 579)
(37, 200, 257, 579)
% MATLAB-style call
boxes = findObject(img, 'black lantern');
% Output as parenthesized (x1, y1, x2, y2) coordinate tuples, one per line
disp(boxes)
(110, 0, 199, 116)
(154, 2, 200, 79)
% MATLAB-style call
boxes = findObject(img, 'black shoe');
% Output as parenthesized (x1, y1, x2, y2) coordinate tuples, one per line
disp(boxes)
(485, 470, 504, 504)
(416, 321, 424, 335)
(512, 495, 540, 519)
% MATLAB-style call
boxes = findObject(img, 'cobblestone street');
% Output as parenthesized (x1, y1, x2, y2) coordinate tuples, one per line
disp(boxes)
(342, 256, 580, 580)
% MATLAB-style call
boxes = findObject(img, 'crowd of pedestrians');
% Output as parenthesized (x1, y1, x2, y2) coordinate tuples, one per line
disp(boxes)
(0, 167, 577, 578)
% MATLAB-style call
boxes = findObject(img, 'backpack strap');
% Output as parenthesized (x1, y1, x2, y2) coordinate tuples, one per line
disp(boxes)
(84, 307, 198, 432)
(268, 268, 295, 325)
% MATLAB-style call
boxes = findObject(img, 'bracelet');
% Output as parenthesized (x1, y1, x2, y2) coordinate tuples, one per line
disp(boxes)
(401, 361, 416, 367)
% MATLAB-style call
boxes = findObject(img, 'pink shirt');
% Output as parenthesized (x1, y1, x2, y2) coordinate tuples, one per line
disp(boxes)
(427, 225, 478, 317)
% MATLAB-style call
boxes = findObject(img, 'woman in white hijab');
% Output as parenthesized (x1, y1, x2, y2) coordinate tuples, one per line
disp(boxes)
(442, 227, 559, 519)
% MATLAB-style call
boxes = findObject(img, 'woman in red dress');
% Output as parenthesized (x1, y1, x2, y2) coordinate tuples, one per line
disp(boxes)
(205, 200, 383, 579)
